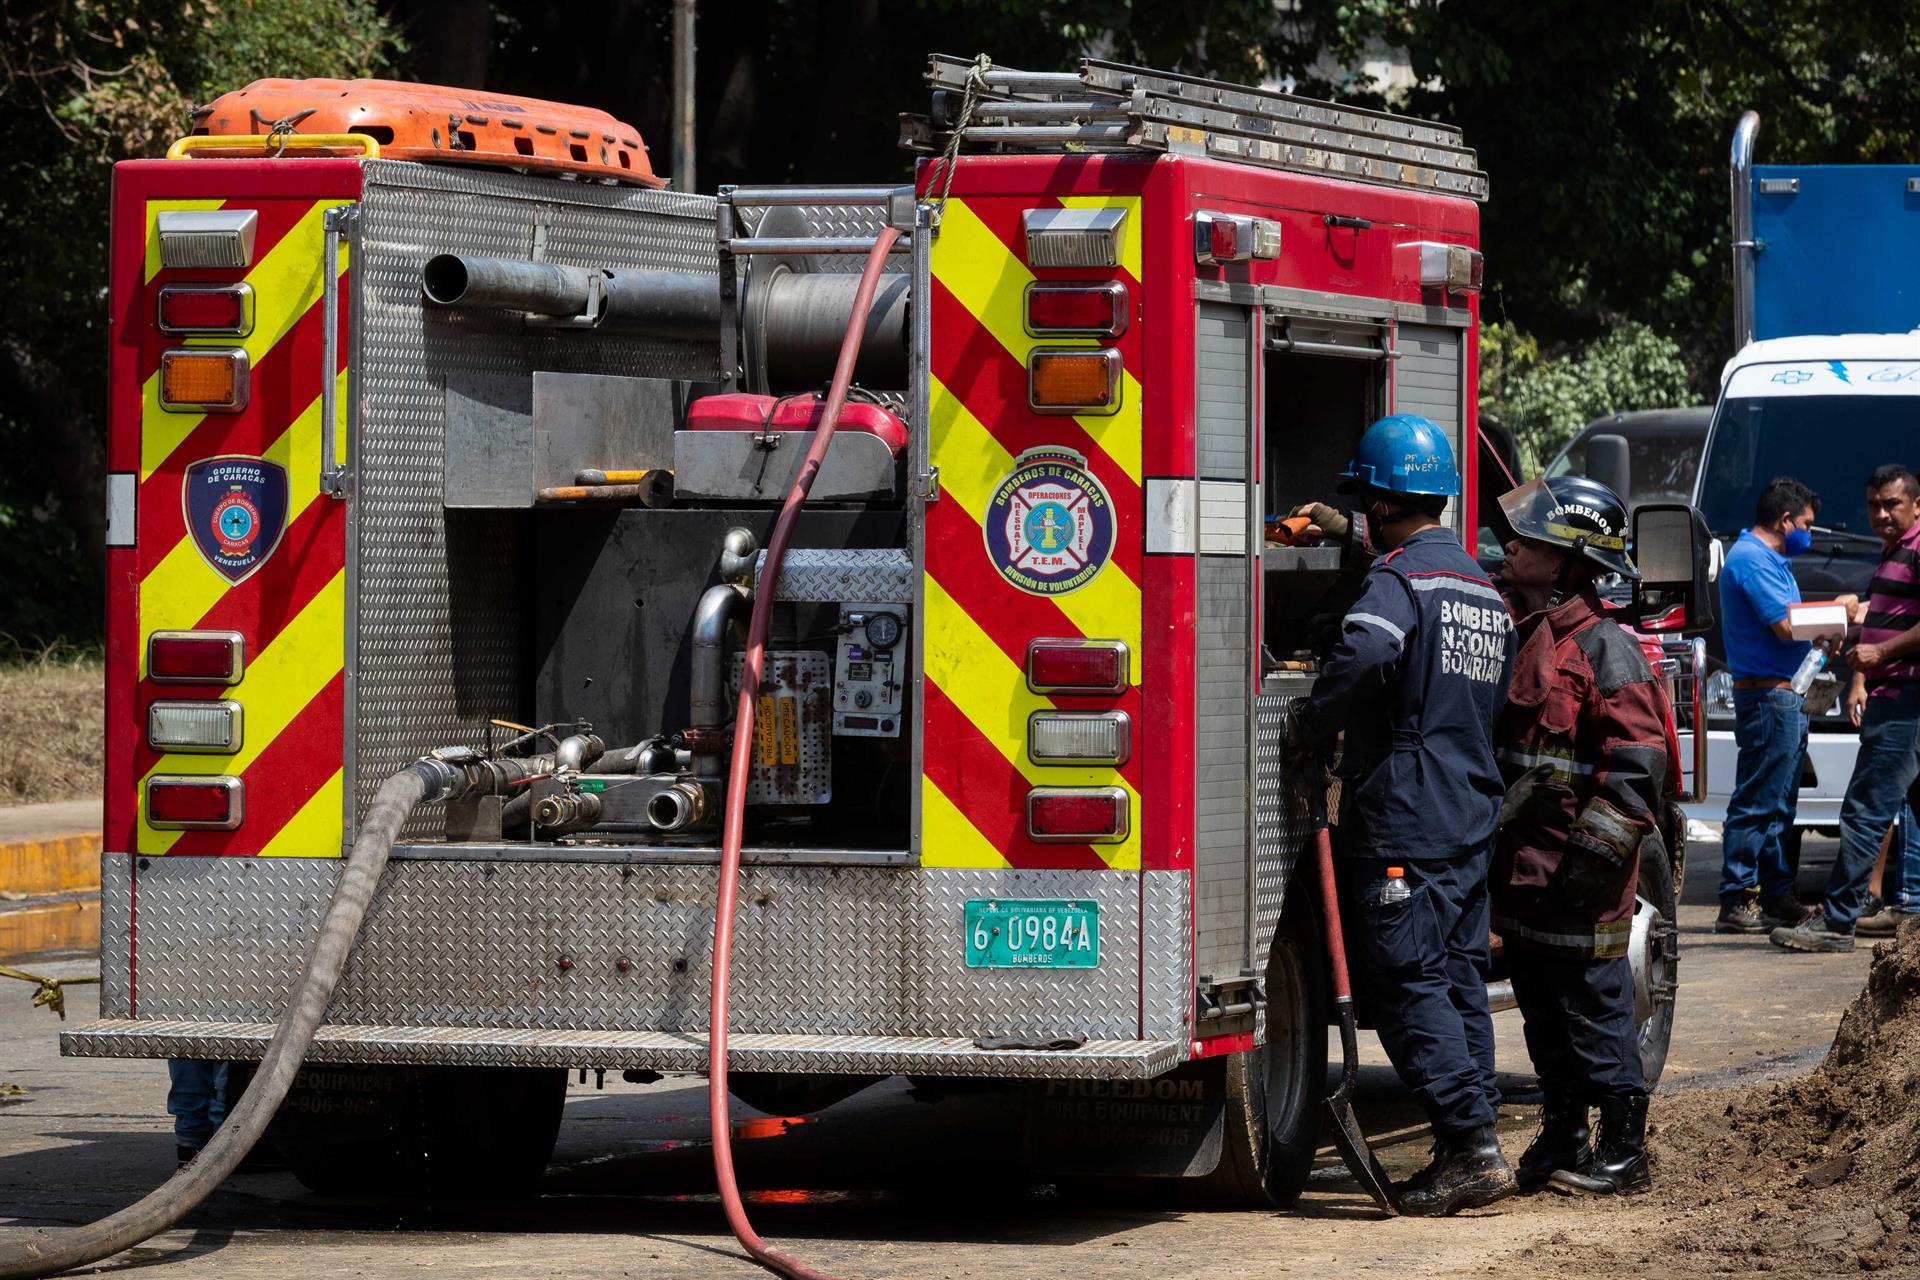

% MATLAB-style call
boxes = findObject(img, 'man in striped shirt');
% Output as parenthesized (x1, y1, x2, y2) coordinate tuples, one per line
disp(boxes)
(1773, 465, 1920, 951)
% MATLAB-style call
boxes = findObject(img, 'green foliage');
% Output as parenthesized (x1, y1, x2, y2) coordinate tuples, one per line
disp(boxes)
(1481, 322, 1694, 473)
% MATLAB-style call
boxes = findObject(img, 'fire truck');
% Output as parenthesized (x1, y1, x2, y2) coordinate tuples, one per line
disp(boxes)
(70, 57, 1705, 1207)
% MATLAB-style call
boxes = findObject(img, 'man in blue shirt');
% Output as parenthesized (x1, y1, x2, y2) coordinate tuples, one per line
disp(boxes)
(1715, 477, 1834, 932)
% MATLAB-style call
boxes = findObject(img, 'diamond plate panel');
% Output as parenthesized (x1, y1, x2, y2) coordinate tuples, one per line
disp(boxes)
(62, 1020, 1182, 1080)
(753, 548, 914, 603)
(99, 853, 133, 1017)
(1254, 678, 1311, 953)
(352, 162, 722, 839)
(119, 858, 1181, 1043)
(1141, 869, 1193, 1042)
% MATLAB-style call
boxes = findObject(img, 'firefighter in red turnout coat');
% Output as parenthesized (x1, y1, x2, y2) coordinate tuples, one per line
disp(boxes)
(1492, 477, 1671, 1198)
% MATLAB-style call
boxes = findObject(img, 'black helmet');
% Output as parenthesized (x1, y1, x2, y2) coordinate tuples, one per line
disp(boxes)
(1496, 476, 1638, 580)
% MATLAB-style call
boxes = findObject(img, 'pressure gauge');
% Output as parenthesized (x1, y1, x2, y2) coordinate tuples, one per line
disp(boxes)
(863, 612, 903, 650)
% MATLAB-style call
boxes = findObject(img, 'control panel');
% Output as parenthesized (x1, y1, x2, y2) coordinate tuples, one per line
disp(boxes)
(833, 603, 908, 737)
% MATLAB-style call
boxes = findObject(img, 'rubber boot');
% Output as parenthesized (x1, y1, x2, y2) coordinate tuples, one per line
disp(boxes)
(1549, 1092, 1650, 1196)
(1397, 1124, 1517, 1216)
(1516, 1093, 1591, 1193)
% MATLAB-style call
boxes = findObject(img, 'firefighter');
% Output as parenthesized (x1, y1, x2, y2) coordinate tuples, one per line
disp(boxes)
(1289, 414, 1518, 1216)
(1489, 476, 1670, 1198)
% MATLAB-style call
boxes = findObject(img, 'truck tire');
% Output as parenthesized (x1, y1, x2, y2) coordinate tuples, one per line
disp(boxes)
(1195, 887, 1328, 1207)
(280, 1065, 566, 1198)
(1634, 829, 1681, 1090)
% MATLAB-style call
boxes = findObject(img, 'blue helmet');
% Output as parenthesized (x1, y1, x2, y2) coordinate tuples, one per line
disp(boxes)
(1337, 414, 1460, 497)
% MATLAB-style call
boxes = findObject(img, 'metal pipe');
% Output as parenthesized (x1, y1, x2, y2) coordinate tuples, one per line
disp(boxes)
(1731, 110, 1761, 350)
(421, 254, 722, 338)
(535, 478, 671, 506)
(973, 100, 1129, 121)
(576, 469, 655, 485)
(959, 124, 1129, 145)
(691, 581, 748, 777)
(726, 186, 903, 206)
(718, 526, 758, 583)
(672, 0, 696, 193)
(552, 733, 605, 774)
(647, 781, 709, 832)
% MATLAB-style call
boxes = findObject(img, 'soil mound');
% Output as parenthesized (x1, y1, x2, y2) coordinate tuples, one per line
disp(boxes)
(1647, 921, 1920, 1273)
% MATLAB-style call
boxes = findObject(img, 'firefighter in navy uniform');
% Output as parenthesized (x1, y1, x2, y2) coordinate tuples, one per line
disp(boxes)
(1490, 476, 1671, 1198)
(1290, 414, 1519, 1216)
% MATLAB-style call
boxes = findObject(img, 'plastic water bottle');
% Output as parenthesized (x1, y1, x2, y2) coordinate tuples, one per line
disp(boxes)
(1790, 639, 1830, 697)
(1375, 865, 1411, 907)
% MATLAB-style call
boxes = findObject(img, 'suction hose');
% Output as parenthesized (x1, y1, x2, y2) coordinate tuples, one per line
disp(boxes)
(710, 224, 902, 1280)
(0, 762, 443, 1279)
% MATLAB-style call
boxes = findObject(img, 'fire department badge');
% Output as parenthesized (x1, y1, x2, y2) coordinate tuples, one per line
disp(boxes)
(982, 447, 1115, 596)
(183, 456, 290, 584)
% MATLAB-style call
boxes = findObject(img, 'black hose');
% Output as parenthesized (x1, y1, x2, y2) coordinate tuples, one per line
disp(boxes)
(0, 763, 438, 1279)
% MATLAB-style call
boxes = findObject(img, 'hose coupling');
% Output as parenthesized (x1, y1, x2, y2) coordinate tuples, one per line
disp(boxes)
(407, 756, 467, 804)
(646, 781, 709, 832)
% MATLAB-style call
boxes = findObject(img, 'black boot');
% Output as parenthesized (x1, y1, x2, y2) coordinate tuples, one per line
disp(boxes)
(1397, 1124, 1517, 1216)
(1516, 1093, 1591, 1193)
(1549, 1092, 1649, 1195)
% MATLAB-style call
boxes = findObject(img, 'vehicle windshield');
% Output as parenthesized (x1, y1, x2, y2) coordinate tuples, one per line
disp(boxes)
(1547, 433, 1700, 511)
(1699, 392, 1920, 537)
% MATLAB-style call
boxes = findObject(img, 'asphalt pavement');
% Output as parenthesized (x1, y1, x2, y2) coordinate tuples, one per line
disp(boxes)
(0, 831, 1876, 1278)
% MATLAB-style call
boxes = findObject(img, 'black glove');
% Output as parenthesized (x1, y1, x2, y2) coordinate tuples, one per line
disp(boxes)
(1547, 844, 1623, 916)
(1498, 763, 1555, 828)
(1283, 712, 1327, 818)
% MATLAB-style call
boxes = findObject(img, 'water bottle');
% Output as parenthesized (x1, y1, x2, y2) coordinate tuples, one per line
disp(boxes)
(1375, 865, 1411, 907)
(1789, 639, 1830, 697)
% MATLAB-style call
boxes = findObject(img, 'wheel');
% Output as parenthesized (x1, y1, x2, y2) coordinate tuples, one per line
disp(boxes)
(1631, 811, 1681, 1090)
(279, 1064, 566, 1197)
(1195, 885, 1328, 1207)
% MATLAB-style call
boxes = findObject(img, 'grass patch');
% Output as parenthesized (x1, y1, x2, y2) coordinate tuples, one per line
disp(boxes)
(0, 646, 103, 806)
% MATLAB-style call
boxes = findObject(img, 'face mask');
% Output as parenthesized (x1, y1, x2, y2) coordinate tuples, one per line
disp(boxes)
(1783, 526, 1813, 556)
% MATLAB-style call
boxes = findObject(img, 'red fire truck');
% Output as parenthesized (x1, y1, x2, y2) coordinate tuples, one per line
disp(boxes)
(71, 57, 1703, 1207)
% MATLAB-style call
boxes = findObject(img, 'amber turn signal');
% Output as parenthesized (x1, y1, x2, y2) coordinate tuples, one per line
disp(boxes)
(1028, 349, 1120, 414)
(159, 349, 249, 413)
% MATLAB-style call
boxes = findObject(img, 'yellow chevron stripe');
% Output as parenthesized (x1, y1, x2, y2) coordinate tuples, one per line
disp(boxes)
(137, 371, 343, 676)
(139, 199, 352, 481)
(258, 768, 344, 858)
(144, 200, 226, 283)
(920, 776, 1013, 869)
(924, 577, 1140, 870)
(138, 571, 346, 853)
(930, 197, 1143, 481)
(928, 373, 1142, 682)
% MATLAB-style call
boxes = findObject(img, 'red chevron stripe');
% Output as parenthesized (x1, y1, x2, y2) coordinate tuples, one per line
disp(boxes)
(159, 669, 344, 856)
(922, 679, 1107, 872)
(928, 279, 1142, 586)
(951, 193, 1145, 364)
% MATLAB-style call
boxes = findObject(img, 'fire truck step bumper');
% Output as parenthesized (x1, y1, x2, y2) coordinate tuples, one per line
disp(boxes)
(61, 1019, 1185, 1080)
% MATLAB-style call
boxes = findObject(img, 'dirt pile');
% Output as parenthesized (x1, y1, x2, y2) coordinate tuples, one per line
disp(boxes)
(1644, 920, 1920, 1273)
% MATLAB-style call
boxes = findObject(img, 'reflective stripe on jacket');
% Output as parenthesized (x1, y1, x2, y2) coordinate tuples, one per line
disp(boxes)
(1492, 589, 1670, 958)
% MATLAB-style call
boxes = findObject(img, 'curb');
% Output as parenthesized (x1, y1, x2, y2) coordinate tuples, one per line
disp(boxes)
(0, 830, 102, 961)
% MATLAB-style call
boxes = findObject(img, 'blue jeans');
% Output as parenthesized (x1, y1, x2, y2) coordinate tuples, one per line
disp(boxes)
(1827, 688, 1920, 930)
(166, 1059, 229, 1149)
(1895, 800, 1920, 911)
(1720, 687, 1807, 905)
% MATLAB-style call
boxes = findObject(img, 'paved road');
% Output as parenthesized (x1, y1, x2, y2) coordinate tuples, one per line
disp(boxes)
(0, 834, 1875, 1277)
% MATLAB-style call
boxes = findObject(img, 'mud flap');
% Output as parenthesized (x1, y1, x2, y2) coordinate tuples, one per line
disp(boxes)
(1020, 1058, 1228, 1177)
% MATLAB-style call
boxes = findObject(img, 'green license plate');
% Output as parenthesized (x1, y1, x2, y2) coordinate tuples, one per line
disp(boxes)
(965, 899, 1099, 969)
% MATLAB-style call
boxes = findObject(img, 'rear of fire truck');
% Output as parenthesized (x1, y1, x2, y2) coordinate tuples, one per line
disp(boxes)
(66, 60, 1683, 1207)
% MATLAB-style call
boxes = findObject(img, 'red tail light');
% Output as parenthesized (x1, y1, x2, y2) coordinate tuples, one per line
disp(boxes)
(1025, 282, 1128, 338)
(157, 284, 255, 336)
(148, 630, 245, 684)
(147, 775, 244, 829)
(1027, 639, 1129, 694)
(1027, 787, 1129, 843)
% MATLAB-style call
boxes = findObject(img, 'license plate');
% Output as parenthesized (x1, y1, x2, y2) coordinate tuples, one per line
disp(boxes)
(965, 899, 1099, 969)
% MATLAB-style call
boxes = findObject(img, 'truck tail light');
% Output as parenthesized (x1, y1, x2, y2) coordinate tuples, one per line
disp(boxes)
(158, 284, 255, 336)
(159, 349, 249, 413)
(146, 775, 244, 830)
(1025, 282, 1128, 338)
(148, 630, 245, 684)
(155, 209, 259, 270)
(1029, 711, 1130, 765)
(147, 700, 243, 753)
(1027, 639, 1129, 694)
(1195, 210, 1281, 265)
(1022, 206, 1128, 269)
(1027, 787, 1129, 843)
(1028, 349, 1120, 414)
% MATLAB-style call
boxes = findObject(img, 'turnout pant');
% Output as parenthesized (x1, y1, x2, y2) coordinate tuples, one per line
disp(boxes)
(1345, 843, 1499, 1137)
(1510, 952, 1643, 1099)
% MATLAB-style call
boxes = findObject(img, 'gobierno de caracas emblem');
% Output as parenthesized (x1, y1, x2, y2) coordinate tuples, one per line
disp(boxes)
(183, 456, 290, 584)
(982, 446, 1115, 596)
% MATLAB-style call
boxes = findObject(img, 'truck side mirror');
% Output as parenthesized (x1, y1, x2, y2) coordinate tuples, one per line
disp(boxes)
(1630, 502, 1715, 636)
(1585, 432, 1632, 504)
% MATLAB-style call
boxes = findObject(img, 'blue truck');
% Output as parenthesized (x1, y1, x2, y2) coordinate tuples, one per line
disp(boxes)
(1686, 113, 1920, 830)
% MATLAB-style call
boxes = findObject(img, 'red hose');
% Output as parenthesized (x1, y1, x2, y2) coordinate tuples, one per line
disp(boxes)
(709, 225, 902, 1280)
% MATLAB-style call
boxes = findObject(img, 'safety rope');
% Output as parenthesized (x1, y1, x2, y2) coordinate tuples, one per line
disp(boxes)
(926, 53, 992, 223)
(0, 964, 99, 1021)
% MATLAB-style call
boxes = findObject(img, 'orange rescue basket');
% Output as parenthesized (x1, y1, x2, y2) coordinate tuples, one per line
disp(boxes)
(183, 78, 662, 187)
